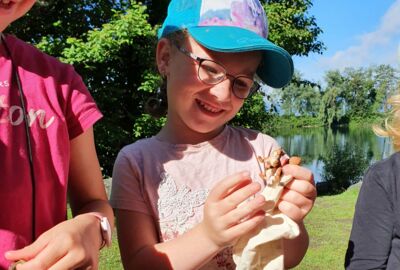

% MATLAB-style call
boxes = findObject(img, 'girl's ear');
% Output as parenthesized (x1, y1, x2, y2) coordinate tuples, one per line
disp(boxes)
(156, 38, 172, 77)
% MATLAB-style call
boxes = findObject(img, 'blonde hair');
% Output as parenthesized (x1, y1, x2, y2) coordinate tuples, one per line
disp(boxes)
(373, 93, 400, 151)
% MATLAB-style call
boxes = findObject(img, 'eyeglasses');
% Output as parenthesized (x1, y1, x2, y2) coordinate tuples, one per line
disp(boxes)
(174, 44, 261, 99)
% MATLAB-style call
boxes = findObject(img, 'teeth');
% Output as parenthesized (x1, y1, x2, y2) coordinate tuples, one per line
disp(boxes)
(2, 0, 11, 4)
(198, 100, 222, 113)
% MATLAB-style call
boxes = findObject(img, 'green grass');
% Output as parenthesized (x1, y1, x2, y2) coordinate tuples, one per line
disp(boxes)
(99, 232, 122, 270)
(96, 185, 360, 269)
(293, 185, 360, 270)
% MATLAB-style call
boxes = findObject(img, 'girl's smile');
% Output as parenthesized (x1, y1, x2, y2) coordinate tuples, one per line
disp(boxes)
(0, 0, 15, 11)
(196, 99, 224, 115)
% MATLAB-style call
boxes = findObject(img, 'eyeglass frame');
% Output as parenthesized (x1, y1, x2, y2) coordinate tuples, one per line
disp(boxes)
(173, 43, 262, 99)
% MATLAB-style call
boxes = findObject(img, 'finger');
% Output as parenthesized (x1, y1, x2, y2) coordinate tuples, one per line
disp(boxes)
(225, 178, 254, 198)
(284, 179, 317, 200)
(48, 250, 95, 270)
(223, 194, 265, 226)
(282, 164, 314, 185)
(226, 211, 265, 241)
(220, 181, 261, 212)
(280, 156, 289, 166)
(277, 199, 309, 222)
(17, 243, 66, 270)
(280, 189, 314, 213)
(208, 171, 251, 201)
(5, 238, 47, 262)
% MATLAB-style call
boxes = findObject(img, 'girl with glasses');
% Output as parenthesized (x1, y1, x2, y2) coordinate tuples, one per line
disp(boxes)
(111, 0, 316, 269)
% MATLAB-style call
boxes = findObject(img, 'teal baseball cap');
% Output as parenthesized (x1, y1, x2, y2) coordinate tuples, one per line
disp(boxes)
(158, 0, 294, 88)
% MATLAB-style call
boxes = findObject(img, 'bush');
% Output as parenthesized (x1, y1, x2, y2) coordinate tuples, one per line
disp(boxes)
(319, 144, 371, 194)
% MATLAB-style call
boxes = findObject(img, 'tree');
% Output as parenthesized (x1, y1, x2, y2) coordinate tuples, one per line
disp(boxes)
(341, 67, 376, 118)
(272, 71, 321, 116)
(58, 2, 158, 176)
(318, 66, 399, 127)
(265, 0, 325, 56)
(230, 92, 274, 132)
(319, 70, 347, 126)
(372, 65, 400, 112)
(320, 143, 371, 194)
(8, 0, 131, 56)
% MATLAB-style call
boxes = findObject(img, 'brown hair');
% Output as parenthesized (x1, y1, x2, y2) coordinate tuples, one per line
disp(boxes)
(373, 93, 400, 151)
(145, 30, 188, 118)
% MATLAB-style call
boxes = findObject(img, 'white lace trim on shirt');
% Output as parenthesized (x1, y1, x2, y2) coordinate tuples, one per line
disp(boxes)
(157, 172, 209, 238)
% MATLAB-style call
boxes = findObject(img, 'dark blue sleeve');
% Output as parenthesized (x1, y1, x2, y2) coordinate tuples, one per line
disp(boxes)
(345, 166, 394, 269)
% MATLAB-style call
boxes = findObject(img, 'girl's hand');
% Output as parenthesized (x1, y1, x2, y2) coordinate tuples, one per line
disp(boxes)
(5, 214, 102, 270)
(198, 171, 266, 249)
(279, 164, 317, 222)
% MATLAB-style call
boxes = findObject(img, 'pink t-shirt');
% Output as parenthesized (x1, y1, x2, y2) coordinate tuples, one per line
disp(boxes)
(110, 125, 281, 269)
(0, 35, 102, 268)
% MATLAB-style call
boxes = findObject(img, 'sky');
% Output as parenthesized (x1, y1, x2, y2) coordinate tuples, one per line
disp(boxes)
(293, 0, 400, 84)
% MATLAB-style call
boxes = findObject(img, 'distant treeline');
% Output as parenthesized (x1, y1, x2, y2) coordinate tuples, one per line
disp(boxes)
(268, 65, 399, 130)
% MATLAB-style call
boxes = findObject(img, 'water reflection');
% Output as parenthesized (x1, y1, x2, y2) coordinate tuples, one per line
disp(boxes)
(272, 126, 394, 183)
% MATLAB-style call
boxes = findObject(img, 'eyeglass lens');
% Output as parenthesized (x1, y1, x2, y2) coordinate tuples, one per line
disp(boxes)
(198, 60, 258, 99)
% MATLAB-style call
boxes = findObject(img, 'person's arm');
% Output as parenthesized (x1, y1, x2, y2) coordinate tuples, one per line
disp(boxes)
(116, 210, 221, 270)
(116, 171, 267, 270)
(345, 167, 393, 270)
(5, 127, 114, 269)
(283, 221, 309, 268)
(68, 126, 114, 224)
(279, 164, 316, 268)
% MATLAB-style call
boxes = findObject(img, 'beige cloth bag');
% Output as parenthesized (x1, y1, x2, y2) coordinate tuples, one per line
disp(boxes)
(233, 150, 300, 270)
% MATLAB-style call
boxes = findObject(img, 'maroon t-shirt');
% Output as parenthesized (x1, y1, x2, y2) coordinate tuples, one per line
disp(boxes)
(0, 35, 102, 269)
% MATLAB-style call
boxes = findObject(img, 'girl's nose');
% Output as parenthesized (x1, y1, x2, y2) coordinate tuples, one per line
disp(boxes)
(209, 78, 232, 101)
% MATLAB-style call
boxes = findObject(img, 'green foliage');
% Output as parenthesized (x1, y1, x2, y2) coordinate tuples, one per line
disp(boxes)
(372, 64, 400, 112)
(341, 67, 376, 118)
(133, 114, 165, 139)
(273, 71, 322, 117)
(265, 0, 325, 56)
(61, 4, 155, 65)
(231, 92, 273, 131)
(270, 115, 323, 130)
(271, 65, 399, 129)
(317, 66, 399, 127)
(318, 70, 346, 126)
(8, 1, 131, 55)
(57, 1, 158, 176)
(319, 144, 371, 194)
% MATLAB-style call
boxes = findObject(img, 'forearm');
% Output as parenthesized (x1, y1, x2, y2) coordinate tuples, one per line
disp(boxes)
(283, 221, 309, 268)
(125, 224, 221, 270)
(68, 127, 114, 225)
(72, 199, 114, 225)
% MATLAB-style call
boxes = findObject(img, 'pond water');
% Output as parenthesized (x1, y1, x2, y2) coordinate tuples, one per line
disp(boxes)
(272, 125, 394, 183)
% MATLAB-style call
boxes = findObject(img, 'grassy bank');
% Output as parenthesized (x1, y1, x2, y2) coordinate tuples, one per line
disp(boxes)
(99, 234, 122, 270)
(98, 185, 360, 269)
(294, 184, 360, 270)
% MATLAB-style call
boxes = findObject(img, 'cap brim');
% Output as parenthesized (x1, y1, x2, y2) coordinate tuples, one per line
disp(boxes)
(188, 26, 293, 88)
